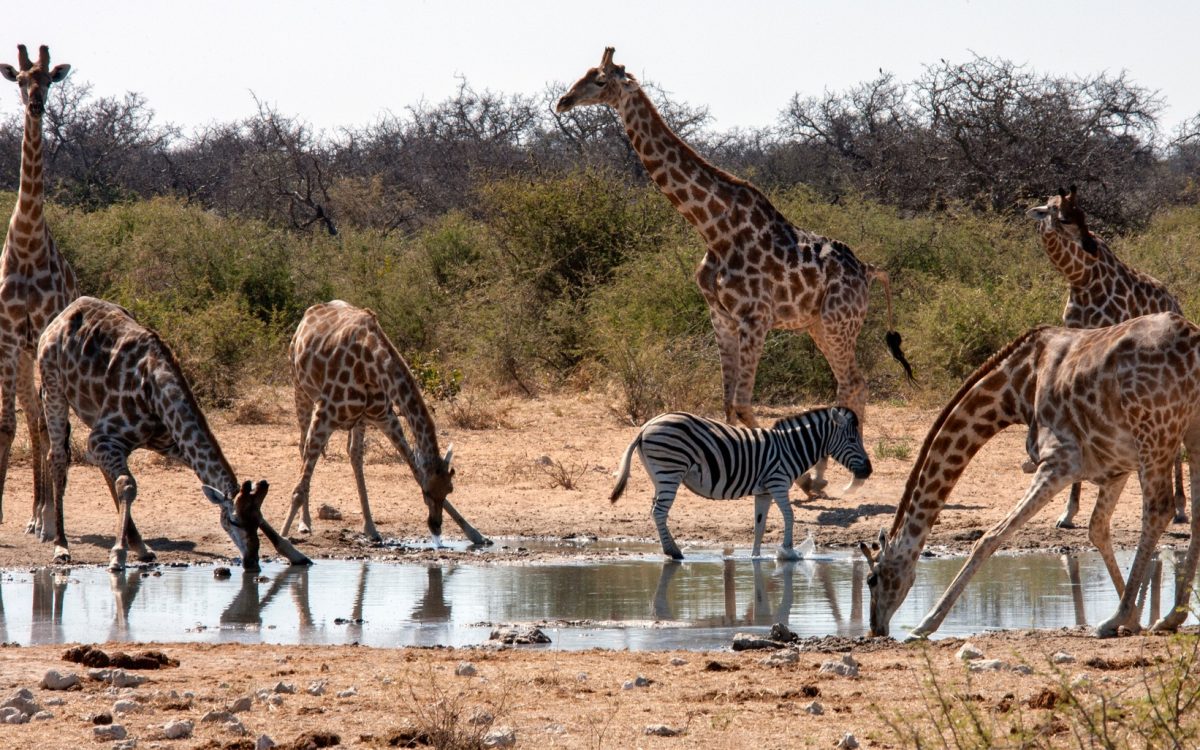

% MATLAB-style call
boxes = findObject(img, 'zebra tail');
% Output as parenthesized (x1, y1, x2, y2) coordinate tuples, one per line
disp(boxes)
(610, 434, 641, 503)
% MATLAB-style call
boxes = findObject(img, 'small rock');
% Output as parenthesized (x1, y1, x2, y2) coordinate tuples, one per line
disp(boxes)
(482, 726, 516, 748)
(488, 625, 551, 644)
(468, 708, 494, 726)
(224, 717, 249, 736)
(32, 710, 53, 721)
(956, 643, 984, 661)
(804, 701, 824, 715)
(1052, 651, 1076, 665)
(306, 680, 326, 696)
(668, 657, 687, 667)
(94, 724, 128, 741)
(621, 675, 652, 690)
(1012, 664, 1034, 675)
(267, 694, 283, 706)
(732, 632, 784, 651)
(337, 687, 357, 698)
(256, 736, 276, 750)
(317, 504, 342, 521)
(576, 672, 588, 682)
(92, 711, 114, 725)
(968, 659, 1007, 673)
(3, 688, 39, 716)
(644, 724, 682, 736)
(40, 669, 81, 690)
(769, 622, 798, 643)
(162, 718, 193, 739)
(761, 649, 799, 668)
(113, 699, 143, 714)
(455, 661, 478, 677)
(213, 567, 232, 579)
(201, 710, 235, 723)
(89, 669, 147, 688)
(229, 696, 253, 713)
(272, 681, 295, 694)
(818, 654, 860, 678)
(835, 732, 860, 749)
(44, 697, 65, 706)
(0, 706, 29, 724)
(113, 741, 138, 750)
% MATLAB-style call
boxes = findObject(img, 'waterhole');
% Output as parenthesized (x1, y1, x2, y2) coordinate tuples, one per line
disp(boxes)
(1, 544, 1194, 650)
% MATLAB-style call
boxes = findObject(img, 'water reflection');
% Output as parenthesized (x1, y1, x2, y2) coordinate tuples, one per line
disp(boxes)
(1, 547, 1197, 650)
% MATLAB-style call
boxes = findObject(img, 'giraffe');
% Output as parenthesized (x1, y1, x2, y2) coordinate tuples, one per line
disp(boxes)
(556, 48, 913, 492)
(1027, 185, 1187, 528)
(859, 313, 1200, 639)
(37, 296, 312, 571)
(283, 300, 488, 546)
(0, 45, 77, 533)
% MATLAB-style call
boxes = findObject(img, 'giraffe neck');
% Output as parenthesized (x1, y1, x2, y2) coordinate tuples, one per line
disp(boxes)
(7, 109, 49, 259)
(150, 353, 240, 495)
(1037, 225, 1092, 286)
(380, 341, 441, 481)
(615, 85, 740, 230)
(888, 331, 1040, 562)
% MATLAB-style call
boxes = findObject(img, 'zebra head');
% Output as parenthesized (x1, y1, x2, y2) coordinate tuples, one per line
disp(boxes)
(827, 407, 872, 489)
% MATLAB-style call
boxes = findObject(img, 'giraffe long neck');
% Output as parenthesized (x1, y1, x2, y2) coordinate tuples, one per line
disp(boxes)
(888, 330, 1041, 563)
(151, 354, 240, 495)
(7, 109, 49, 258)
(615, 86, 740, 231)
(380, 341, 441, 481)
(1037, 226, 1092, 287)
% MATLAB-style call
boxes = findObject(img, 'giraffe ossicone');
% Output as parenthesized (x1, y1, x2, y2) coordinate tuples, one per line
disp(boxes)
(557, 48, 914, 446)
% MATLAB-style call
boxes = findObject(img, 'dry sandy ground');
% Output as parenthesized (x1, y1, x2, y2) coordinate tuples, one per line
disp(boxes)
(0, 391, 1195, 749)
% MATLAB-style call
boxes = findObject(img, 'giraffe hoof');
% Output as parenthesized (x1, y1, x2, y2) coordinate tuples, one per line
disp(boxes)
(136, 550, 158, 563)
(1173, 513, 1188, 524)
(1055, 518, 1076, 530)
(108, 551, 127, 572)
(53, 547, 70, 564)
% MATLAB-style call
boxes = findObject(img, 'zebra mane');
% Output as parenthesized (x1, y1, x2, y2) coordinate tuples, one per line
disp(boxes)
(770, 406, 845, 432)
(888, 325, 1049, 538)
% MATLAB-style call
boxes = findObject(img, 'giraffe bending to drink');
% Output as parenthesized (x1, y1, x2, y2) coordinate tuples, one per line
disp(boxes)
(38, 296, 311, 571)
(0, 45, 77, 533)
(1027, 185, 1186, 528)
(861, 313, 1200, 639)
(556, 49, 913, 492)
(284, 301, 488, 546)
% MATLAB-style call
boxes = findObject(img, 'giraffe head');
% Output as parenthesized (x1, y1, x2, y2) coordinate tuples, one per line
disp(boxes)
(1026, 185, 1098, 255)
(421, 446, 455, 546)
(0, 45, 70, 119)
(556, 47, 636, 113)
(202, 481, 270, 570)
(859, 529, 913, 638)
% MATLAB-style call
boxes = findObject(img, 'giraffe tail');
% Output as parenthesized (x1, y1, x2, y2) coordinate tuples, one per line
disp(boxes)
(869, 267, 916, 384)
(610, 433, 642, 503)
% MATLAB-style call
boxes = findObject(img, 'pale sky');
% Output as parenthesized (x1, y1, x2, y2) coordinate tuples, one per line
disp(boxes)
(4, 0, 1198, 139)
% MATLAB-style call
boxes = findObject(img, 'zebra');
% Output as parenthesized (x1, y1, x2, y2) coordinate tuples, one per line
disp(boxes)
(610, 406, 872, 560)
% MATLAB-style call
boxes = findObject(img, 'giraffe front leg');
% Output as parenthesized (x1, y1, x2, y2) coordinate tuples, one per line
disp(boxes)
(1153, 436, 1200, 633)
(909, 462, 1073, 640)
(16, 352, 50, 541)
(91, 439, 137, 572)
(285, 405, 333, 536)
(43, 372, 71, 564)
(1088, 475, 1129, 597)
(1098, 469, 1174, 637)
(707, 307, 740, 425)
(346, 424, 380, 542)
(1056, 483, 1083, 529)
(732, 314, 769, 429)
(807, 326, 867, 496)
(1172, 451, 1187, 524)
(0, 346, 20, 527)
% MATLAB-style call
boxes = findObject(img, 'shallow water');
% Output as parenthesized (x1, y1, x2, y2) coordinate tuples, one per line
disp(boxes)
(1, 544, 1194, 650)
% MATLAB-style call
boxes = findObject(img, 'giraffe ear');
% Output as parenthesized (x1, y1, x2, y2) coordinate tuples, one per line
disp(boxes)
(876, 528, 888, 553)
(443, 444, 454, 471)
(49, 64, 70, 83)
(0, 65, 16, 83)
(201, 485, 232, 509)
(858, 540, 876, 564)
(1057, 187, 1067, 198)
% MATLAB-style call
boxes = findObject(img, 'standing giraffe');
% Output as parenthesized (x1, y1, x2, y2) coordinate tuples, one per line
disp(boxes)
(859, 313, 1200, 639)
(556, 48, 913, 492)
(38, 296, 311, 571)
(1027, 185, 1186, 528)
(284, 301, 488, 546)
(0, 45, 76, 532)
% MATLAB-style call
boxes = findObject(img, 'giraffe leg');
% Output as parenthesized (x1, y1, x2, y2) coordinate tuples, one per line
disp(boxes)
(909, 462, 1074, 639)
(731, 314, 769, 428)
(1087, 474, 1129, 597)
(293, 385, 314, 459)
(16, 352, 51, 540)
(0, 344, 20, 527)
(1056, 483, 1083, 529)
(697, 259, 740, 424)
(346, 423, 380, 542)
(805, 326, 867, 495)
(100, 473, 153, 561)
(1098, 468, 1175, 637)
(284, 404, 333, 536)
(42, 368, 71, 563)
(751, 493, 770, 558)
(1152, 433, 1200, 632)
(441, 499, 490, 546)
(90, 439, 137, 572)
(1172, 451, 1187, 524)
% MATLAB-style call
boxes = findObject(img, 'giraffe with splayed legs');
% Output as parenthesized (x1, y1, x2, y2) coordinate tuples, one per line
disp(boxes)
(0, 45, 77, 534)
(861, 313, 1200, 639)
(556, 48, 913, 493)
(38, 296, 311, 571)
(1027, 185, 1186, 528)
(285, 301, 488, 546)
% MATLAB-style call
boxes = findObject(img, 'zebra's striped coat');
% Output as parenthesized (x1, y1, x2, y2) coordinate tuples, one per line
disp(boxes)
(611, 407, 872, 559)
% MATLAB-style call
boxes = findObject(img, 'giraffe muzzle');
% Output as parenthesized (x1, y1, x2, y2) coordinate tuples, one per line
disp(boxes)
(555, 95, 574, 113)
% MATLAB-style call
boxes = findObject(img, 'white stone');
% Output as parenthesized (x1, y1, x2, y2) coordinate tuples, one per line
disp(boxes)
(818, 654, 860, 677)
(201, 710, 235, 723)
(224, 717, 248, 736)
(229, 696, 253, 713)
(40, 669, 81, 690)
(760, 649, 799, 668)
(44, 697, 65, 706)
(3, 688, 39, 716)
(113, 699, 143, 714)
(306, 681, 326, 696)
(644, 724, 682, 736)
(968, 659, 1007, 673)
(162, 719, 193, 739)
(32, 710, 53, 721)
(0, 706, 29, 724)
(668, 657, 687, 666)
(455, 661, 478, 677)
(468, 708, 494, 726)
(267, 694, 283, 706)
(336, 687, 357, 698)
(256, 735, 276, 750)
(95, 724, 128, 740)
(89, 669, 147, 688)
(955, 643, 984, 661)
(804, 701, 824, 715)
(482, 726, 516, 748)
(1012, 664, 1034, 675)
(1052, 651, 1076, 665)
(271, 681, 295, 694)
(835, 732, 860, 749)
(113, 740, 138, 750)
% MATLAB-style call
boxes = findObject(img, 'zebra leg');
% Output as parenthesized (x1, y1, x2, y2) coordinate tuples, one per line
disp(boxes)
(651, 483, 683, 560)
(771, 488, 800, 561)
(751, 493, 771, 558)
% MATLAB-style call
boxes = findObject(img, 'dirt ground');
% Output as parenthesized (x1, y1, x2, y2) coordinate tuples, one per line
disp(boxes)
(0, 391, 1195, 749)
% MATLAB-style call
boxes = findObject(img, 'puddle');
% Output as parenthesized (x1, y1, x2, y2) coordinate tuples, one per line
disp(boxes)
(1, 547, 1195, 650)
